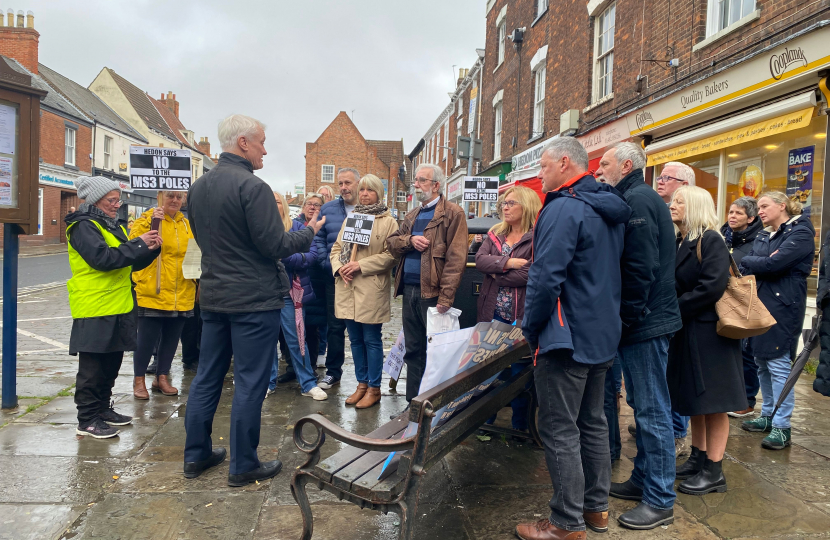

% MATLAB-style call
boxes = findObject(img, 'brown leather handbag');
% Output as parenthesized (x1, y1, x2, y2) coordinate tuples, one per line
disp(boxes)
(697, 240, 776, 339)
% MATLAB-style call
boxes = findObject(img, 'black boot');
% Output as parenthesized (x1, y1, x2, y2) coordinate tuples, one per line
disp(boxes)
(676, 445, 706, 479)
(678, 458, 726, 495)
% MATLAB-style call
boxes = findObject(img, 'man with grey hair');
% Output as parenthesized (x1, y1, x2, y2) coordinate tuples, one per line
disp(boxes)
(656, 161, 696, 204)
(388, 163, 467, 409)
(313, 167, 361, 389)
(184, 114, 326, 487)
(597, 142, 682, 530)
(516, 139, 630, 539)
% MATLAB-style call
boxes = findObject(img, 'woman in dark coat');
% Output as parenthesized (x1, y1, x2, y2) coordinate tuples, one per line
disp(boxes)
(475, 186, 540, 431)
(739, 191, 815, 450)
(667, 186, 746, 495)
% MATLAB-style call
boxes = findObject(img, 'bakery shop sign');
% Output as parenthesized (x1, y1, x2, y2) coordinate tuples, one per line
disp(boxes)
(769, 47, 807, 80)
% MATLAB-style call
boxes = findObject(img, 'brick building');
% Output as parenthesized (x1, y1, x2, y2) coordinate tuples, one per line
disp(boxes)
(0, 10, 95, 246)
(305, 112, 410, 219)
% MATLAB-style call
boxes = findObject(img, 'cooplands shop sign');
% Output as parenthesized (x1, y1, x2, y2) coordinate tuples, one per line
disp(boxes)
(626, 26, 829, 137)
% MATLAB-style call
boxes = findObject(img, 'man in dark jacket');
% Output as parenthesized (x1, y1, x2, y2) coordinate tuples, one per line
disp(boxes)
(313, 168, 360, 389)
(184, 114, 324, 487)
(816, 229, 830, 397)
(596, 142, 681, 530)
(515, 138, 630, 540)
(721, 197, 763, 416)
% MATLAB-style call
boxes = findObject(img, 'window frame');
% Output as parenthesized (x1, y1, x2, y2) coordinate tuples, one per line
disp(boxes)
(706, 0, 757, 37)
(532, 67, 546, 137)
(321, 164, 335, 183)
(537, 0, 549, 18)
(397, 190, 406, 203)
(497, 22, 506, 66)
(103, 135, 112, 169)
(494, 102, 503, 160)
(592, 2, 616, 103)
(65, 127, 76, 166)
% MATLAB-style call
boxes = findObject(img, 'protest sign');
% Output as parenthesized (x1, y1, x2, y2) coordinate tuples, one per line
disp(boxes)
(382, 330, 406, 381)
(463, 176, 499, 202)
(129, 146, 192, 191)
(342, 213, 375, 246)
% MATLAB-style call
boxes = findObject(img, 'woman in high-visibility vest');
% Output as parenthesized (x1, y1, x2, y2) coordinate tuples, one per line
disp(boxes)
(129, 191, 196, 400)
(66, 176, 161, 439)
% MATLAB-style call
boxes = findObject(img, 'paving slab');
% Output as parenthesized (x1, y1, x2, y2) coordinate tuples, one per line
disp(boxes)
(0, 503, 86, 540)
(442, 436, 550, 488)
(0, 423, 160, 458)
(113, 461, 272, 494)
(795, 436, 830, 460)
(15, 375, 75, 398)
(0, 397, 42, 426)
(0, 455, 124, 504)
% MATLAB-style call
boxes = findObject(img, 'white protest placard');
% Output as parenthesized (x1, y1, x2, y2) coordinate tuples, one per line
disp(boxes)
(181, 238, 202, 279)
(463, 176, 499, 202)
(129, 146, 192, 191)
(342, 213, 375, 246)
(382, 330, 406, 381)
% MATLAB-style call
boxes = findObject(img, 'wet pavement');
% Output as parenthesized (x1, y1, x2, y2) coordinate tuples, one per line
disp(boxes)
(1, 286, 830, 539)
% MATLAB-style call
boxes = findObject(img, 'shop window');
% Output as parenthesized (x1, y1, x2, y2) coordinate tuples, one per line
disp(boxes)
(494, 102, 503, 160)
(104, 136, 113, 169)
(593, 2, 615, 102)
(65, 127, 76, 166)
(321, 164, 335, 183)
(532, 67, 546, 137)
(707, 0, 756, 37)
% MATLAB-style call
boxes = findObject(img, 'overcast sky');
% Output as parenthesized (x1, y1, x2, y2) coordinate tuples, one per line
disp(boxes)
(30, 0, 484, 193)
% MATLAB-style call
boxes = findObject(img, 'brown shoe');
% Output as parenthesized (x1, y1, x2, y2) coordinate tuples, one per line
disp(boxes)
(355, 387, 381, 409)
(152, 374, 178, 396)
(728, 406, 755, 418)
(515, 519, 586, 540)
(584, 510, 608, 533)
(345, 383, 368, 405)
(133, 376, 149, 400)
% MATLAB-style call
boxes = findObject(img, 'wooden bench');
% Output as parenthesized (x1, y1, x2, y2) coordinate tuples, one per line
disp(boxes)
(290, 336, 537, 540)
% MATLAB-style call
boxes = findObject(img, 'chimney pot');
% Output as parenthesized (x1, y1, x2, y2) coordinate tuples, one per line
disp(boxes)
(16, 9, 23, 28)
(26, 10, 33, 29)
(7, 9, 13, 27)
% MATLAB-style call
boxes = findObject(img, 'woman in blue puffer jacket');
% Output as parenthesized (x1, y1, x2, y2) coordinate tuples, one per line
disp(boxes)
(268, 193, 328, 401)
(739, 191, 815, 450)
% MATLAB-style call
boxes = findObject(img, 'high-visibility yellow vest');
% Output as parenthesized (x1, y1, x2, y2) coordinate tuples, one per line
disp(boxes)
(66, 220, 134, 319)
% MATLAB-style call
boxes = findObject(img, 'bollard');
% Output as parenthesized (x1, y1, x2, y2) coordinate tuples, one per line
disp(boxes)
(1, 224, 20, 409)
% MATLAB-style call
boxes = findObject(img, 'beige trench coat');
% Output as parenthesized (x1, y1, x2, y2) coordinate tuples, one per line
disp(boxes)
(330, 212, 399, 324)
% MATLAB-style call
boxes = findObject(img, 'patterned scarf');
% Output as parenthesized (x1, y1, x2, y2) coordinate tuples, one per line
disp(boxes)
(339, 203, 389, 265)
(79, 202, 120, 230)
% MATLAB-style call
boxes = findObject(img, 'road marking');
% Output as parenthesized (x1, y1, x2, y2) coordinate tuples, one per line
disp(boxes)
(17, 347, 66, 356)
(17, 300, 48, 304)
(0, 324, 68, 349)
(18, 316, 72, 322)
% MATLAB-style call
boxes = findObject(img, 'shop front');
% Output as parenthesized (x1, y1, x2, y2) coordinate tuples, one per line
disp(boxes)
(577, 117, 633, 175)
(38, 164, 83, 245)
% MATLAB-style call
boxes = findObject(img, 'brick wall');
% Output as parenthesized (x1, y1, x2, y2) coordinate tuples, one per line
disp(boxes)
(0, 26, 39, 74)
(40, 110, 92, 172)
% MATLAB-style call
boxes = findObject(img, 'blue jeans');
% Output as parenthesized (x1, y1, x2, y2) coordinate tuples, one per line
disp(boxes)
(672, 410, 689, 438)
(618, 335, 676, 510)
(345, 320, 384, 388)
(756, 354, 794, 428)
(604, 356, 622, 461)
(742, 340, 760, 408)
(184, 309, 280, 475)
(271, 305, 317, 393)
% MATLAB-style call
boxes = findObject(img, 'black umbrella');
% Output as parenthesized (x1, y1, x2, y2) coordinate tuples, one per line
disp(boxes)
(772, 314, 822, 419)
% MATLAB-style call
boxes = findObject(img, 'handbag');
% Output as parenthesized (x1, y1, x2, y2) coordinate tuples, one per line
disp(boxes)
(697, 239, 776, 339)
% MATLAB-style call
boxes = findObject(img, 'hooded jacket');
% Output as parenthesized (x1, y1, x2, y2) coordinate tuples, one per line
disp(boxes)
(721, 217, 763, 266)
(523, 174, 631, 364)
(740, 214, 816, 360)
(614, 168, 682, 345)
(282, 215, 318, 305)
(187, 152, 314, 313)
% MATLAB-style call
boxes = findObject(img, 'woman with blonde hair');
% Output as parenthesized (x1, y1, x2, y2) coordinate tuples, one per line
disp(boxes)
(739, 191, 815, 450)
(475, 186, 541, 432)
(316, 185, 335, 204)
(130, 190, 196, 399)
(667, 186, 745, 495)
(331, 174, 399, 408)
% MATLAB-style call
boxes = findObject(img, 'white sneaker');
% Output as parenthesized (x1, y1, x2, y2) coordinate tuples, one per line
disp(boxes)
(316, 355, 326, 368)
(265, 388, 275, 398)
(302, 386, 328, 401)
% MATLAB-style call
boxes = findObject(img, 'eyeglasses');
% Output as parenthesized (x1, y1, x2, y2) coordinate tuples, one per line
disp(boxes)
(503, 200, 522, 209)
(103, 197, 122, 207)
(305, 202, 321, 208)
(656, 175, 683, 184)
(413, 177, 434, 185)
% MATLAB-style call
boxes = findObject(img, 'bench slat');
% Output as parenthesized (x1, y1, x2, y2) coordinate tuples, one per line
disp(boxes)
(331, 447, 401, 492)
(351, 459, 405, 501)
(314, 416, 408, 483)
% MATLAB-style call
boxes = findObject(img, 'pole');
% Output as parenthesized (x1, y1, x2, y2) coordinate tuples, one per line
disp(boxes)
(2, 224, 20, 409)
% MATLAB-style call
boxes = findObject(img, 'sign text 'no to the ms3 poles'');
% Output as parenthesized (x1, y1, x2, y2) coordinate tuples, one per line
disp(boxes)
(129, 146, 192, 190)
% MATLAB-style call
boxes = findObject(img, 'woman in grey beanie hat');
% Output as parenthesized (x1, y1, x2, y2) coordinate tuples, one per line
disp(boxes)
(65, 176, 163, 439)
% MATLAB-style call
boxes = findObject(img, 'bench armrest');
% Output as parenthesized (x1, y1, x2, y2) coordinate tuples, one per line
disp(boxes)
(294, 414, 418, 455)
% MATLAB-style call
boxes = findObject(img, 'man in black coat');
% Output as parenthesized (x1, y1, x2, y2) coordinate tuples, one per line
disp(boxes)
(596, 142, 682, 530)
(184, 114, 325, 487)
(816, 229, 830, 397)
(721, 197, 763, 415)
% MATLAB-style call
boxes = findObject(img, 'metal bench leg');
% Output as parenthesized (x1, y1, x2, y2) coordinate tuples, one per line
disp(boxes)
(290, 473, 315, 540)
(396, 498, 419, 540)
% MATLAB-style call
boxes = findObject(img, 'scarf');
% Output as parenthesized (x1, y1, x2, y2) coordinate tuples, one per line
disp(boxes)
(79, 202, 120, 230)
(339, 203, 389, 265)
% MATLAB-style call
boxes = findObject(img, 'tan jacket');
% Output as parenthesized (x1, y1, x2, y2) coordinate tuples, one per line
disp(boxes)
(330, 212, 400, 324)
(388, 196, 468, 306)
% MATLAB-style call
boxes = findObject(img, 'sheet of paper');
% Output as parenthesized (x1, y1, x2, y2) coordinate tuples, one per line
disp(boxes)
(0, 156, 12, 205)
(0, 103, 16, 155)
(181, 238, 202, 279)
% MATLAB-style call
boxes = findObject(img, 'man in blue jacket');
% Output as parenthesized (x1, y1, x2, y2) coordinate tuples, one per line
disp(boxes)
(313, 168, 360, 389)
(515, 138, 630, 540)
(597, 142, 682, 530)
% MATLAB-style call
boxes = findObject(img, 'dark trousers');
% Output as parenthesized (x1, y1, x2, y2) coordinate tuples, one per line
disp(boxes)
(305, 324, 321, 362)
(324, 273, 347, 380)
(134, 316, 187, 376)
(401, 284, 438, 402)
(741, 339, 761, 407)
(535, 349, 613, 532)
(816, 306, 830, 397)
(75, 351, 124, 425)
(604, 355, 622, 461)
(184, 309, 280, 475)
(181, 302, 201, 366)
